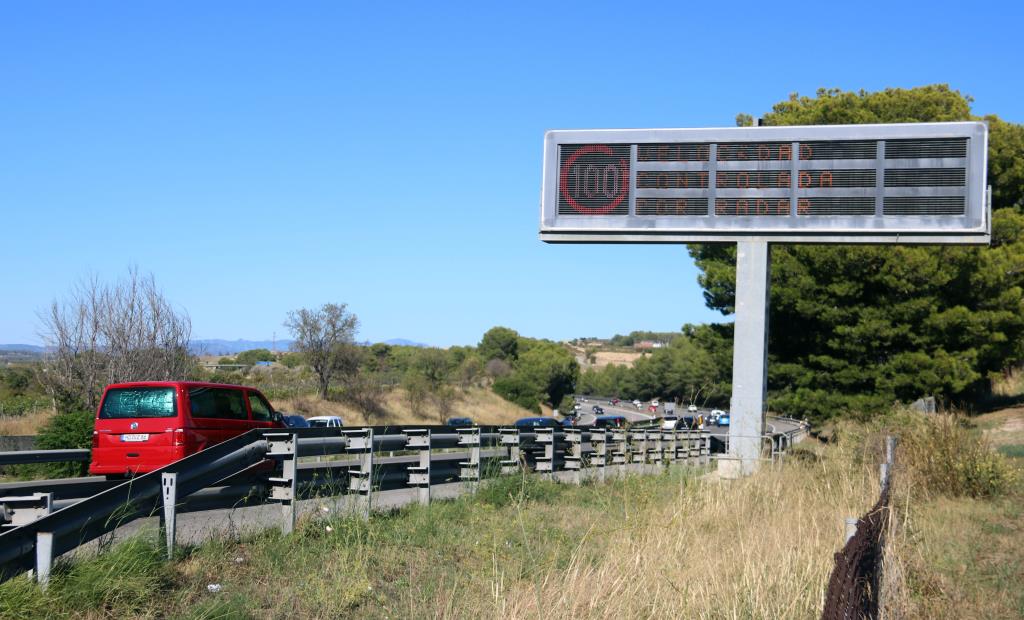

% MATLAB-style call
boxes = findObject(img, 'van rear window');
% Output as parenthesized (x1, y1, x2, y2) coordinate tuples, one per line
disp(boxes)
(99, 387, 177, 419)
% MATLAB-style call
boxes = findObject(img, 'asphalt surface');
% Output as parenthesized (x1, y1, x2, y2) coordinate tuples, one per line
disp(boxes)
(572, 397, 805, 440)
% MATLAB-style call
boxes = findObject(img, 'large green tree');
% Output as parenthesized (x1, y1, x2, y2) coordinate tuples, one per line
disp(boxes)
(492, 338, 579, 412)
(691, 86, 1024, 420)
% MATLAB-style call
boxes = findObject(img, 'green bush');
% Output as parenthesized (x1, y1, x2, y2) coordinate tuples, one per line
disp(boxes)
(20, 410, 96, 478)
(0, 394, 50, 416)
(36, 410, 94, 450)
(857, 410, 1020, 498)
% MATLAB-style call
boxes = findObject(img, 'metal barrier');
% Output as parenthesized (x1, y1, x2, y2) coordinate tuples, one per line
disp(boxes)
(0, 449, 90, 466)
(0, 423, 722, 586)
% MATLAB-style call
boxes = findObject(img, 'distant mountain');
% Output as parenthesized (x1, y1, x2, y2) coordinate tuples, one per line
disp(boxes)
(189, 337, 430, 356)
(0, 344, 45, 353)
(381, 338, 428, 347)
(189, 339, 294, 356)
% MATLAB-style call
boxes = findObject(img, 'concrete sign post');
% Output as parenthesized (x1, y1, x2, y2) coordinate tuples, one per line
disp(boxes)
(540, 122, 990, 475)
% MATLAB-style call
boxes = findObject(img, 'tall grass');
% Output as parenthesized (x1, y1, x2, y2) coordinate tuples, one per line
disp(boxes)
(2, 408, 1016, 618)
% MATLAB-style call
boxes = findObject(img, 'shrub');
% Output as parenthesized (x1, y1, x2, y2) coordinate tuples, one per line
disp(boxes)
(20, 410, 96, 478)
(877, 411, 1018, 498)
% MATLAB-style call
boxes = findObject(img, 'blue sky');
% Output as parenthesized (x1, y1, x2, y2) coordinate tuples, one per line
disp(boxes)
(1, 1, 1021, 347)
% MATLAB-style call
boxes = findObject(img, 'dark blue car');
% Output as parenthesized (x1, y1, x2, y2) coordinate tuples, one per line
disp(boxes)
(282, 414, 310, 428)
(514, 417, 560, 428)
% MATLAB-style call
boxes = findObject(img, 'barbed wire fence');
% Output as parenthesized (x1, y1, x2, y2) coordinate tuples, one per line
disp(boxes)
(821, 436, 897, 620)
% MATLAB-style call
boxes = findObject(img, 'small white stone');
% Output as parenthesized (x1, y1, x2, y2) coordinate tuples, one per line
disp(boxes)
(207, 584, 222, 593)
(326, 525, 334, 533)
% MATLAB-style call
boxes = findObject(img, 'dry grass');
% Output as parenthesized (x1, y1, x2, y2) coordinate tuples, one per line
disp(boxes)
(991, 367, 1024, 397)
(492, 451, 876, 619)
(275, 387, 533, 427)
(0, 408, 54, 436)
(589, 350, 644, 369)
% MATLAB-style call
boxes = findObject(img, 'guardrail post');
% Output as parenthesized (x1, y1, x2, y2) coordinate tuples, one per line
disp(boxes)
(499, 428, 521, 474)
(267, 432, 299, 534)
(648, 429, 663, 470)
(35, 531, 53, 588)
(685, 430, 697, 464)
(610, 429, 627, 476)
(629, 430, 646, 473)
(457, 428, 481, 493)
(346, 428, 374, 520)
(564, 428, 582, 484)
(700, 431, 711, 465)
(588, 430, 607, 483)
(405, 429, 431, 506)
(161, 473, 178, 559)
(535, 428, 554, 479)
(663, 430, 676, 465)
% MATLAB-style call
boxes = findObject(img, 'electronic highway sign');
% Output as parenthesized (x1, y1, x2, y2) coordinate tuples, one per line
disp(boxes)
(540, 122, 989, 244)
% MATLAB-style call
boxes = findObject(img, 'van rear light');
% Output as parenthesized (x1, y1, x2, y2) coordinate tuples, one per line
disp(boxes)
(91, 431, 99, 449)
(172, 429, 186, 447)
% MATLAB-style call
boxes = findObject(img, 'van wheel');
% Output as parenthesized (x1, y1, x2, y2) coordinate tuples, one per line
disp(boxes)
(105, 474, 127, 481)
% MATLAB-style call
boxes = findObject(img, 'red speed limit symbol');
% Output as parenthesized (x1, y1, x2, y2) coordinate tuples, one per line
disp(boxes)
(559, 144, 629, 214)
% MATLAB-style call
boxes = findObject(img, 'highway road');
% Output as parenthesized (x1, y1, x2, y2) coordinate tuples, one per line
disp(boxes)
(572, 396, 806, 443)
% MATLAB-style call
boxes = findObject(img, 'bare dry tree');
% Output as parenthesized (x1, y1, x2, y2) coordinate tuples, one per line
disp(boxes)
(284, 303, 359, 399)
(38, 268, 193, 413)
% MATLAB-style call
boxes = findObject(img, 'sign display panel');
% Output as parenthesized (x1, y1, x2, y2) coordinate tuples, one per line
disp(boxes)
(540, 122, 989, 244)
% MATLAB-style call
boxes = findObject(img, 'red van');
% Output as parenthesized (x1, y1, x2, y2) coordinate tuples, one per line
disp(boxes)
(89, 381, 286, 477)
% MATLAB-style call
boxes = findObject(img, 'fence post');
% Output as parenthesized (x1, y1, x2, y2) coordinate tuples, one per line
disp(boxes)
(564, 428, 582, 484)
(844, 517, 858, 544)
(346, 428, 374, 520)
(535, 428, 554, 479)
(266, 431, 299, 534)
(405, 429, 431, 506)
(500, 428, 521, 474)
(161, 473, 178, 559)
(701, 431, 711, 466)
(457, 427, 481, 493)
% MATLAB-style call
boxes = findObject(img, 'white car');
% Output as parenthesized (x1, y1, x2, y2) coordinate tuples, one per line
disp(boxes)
(307, 416, 344, 428)
(661, 415, 679, 430)
(632, 399, 642, 409)
(687, 404, 698, 412)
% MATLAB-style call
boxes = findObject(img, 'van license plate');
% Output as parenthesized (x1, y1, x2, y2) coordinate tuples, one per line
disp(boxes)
(120, 434, 149, 442)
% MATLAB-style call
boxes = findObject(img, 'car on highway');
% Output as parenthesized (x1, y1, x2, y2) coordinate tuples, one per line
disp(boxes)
(591, 405, 604, 414)
(632, 399, 642, 409)
(308, 416, 344, 428)
(687, 404, 698, 412)
(717, 412, 731, 427)
(445, 417, 475, 427)
(283, 414, 310, 428)
(89, 381, 286, 478)
(593, 414, 627, 429)
(661, 415, 679, 430)
(610, 398, 620, 405)
(514, 417, 561, 428)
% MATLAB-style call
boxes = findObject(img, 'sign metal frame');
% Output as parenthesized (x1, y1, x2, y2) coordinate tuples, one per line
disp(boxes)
(540, 122, 989, 245)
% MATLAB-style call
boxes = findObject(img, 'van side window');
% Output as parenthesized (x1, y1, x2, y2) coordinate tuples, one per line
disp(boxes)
(189, 387, 248, 420)
(248, 392, 273, 421)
